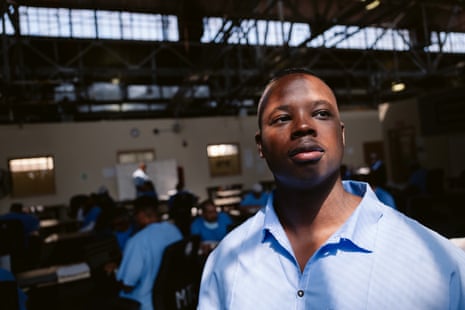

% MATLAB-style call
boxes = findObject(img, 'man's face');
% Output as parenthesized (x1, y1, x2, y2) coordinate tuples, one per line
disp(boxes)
(203, 203, 218, 223)
(255, 74, 345, 189)
(134, 210, 149, 228)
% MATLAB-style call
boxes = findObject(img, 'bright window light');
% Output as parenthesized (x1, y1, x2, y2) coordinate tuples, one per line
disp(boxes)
(9, 156, 54, 172)
(3, 6, 465, 54)
(207, 144, 239, 157)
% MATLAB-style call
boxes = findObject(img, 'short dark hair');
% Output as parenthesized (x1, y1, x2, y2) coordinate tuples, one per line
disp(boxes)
(133, 196, 159, 217)
(269, 67, 316, 82)
(198, 199, 215, 212)
(10, 202, 23, 213)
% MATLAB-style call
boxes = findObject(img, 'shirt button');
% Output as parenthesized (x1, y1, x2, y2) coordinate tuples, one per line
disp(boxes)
(297, 290, 304, 297)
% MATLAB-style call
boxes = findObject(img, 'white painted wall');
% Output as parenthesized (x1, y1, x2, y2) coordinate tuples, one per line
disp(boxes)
(0, 111, 381, 212)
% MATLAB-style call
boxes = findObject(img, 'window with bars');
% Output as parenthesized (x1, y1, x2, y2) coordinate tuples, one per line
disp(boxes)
(8, 156, 56, 197)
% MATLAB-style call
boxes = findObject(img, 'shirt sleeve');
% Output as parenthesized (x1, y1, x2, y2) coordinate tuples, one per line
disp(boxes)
(198, 253, 223, 309)
(449, 263, 465, 310)
(117, 238, 145, 287)
(220, 212, 233, 226)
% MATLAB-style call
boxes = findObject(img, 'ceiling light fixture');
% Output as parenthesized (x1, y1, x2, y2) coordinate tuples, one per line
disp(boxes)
(364, 0, 381, 10)
(391, 81, 405, 92)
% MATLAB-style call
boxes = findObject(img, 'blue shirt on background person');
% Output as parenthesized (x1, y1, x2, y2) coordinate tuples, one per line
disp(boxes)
(79, 204, 102, 232)
(117, 221, 182, 310)
(115, 196, 182, 310)
(198, 181, 465, 309)
(190, 199, 232, 242)
(190, 212, 232, 242)
(239, 183, 269, 208)
(238, 183, 270, 218)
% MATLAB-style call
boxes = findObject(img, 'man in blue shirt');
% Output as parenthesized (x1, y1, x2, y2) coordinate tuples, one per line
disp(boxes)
(198, 69, 465, 309)
(116, 196, 182, 310)
(191, 199, 232, 243)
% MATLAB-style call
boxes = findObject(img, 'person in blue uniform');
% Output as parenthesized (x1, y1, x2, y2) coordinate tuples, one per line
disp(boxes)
(191, 199, 233, 257)
(190, 199, 232, 243)
(116, 196, 182, 310)
(198, 68, 465, 309)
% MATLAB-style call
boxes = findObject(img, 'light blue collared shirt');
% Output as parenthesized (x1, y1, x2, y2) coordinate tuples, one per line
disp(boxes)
(117, 221, 183, 310)
(198, 181, 465, 309)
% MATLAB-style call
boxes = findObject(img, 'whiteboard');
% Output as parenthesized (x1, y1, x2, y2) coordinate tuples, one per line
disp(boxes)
(115, 159, 178, 201)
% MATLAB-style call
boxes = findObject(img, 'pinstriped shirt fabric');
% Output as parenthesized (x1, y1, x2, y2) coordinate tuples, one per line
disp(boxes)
(198, 181, 465, 310)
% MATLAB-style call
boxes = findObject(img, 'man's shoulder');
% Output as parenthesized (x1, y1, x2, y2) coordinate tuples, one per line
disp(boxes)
(218, 211, 232, 221)
(215, 213, 263, 253)
(153, 221, 182, 234)
(190, 216, 203, 225)
(128, 222, 182, 246)
(379, 208, 465, 264)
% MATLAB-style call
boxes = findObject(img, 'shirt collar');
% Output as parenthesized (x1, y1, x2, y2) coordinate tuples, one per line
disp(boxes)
(262, 181, 383, 253)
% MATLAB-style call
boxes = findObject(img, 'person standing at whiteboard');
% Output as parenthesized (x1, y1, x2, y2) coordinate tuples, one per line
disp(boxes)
(132, 163, 158, 200)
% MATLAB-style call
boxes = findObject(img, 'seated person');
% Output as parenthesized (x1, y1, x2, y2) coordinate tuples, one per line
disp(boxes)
(116, 196, 183, 310)
(138, 180, 158, 200)
(0, 202, 40, 247)
(168, 182, 198, 237)
(78, 194, 102, 232)
(168, 183, 198, 208)
(238, 183, 270, 215)
(110, 207, 136, 251)
(0, 202, 39, 235)
(191, 199, 232, 254)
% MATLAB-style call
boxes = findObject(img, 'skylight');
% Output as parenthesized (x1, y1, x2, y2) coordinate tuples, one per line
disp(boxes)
(0, 6, 464, 54)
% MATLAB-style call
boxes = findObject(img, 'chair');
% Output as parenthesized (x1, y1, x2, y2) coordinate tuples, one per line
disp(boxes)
(0, 219, 26, 273)
(40, 231, 95, 267)
(83, 235, 122, 271)
(152, 235, 202, 310)
(0, 281, 20, 310)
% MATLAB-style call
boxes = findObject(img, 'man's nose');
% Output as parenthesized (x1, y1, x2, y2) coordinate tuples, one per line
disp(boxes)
(290, 114, 316, 139)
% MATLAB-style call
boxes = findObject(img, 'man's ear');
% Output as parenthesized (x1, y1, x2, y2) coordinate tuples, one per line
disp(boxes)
(255, 131, 264, 158)
(341, 122, 345, 146)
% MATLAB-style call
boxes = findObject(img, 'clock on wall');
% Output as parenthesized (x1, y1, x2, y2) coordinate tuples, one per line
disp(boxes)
(130, 127, 140, 138)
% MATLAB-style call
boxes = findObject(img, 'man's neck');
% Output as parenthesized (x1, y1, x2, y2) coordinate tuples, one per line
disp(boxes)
(272, 179, 361, 271)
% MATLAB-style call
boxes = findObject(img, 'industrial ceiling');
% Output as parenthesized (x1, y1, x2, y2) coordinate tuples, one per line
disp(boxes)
(1, 0, 465, 123)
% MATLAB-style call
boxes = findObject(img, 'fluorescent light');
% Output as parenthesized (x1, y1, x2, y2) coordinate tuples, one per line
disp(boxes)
(391, 81, 406, 92)
(365, 0, 380, 10)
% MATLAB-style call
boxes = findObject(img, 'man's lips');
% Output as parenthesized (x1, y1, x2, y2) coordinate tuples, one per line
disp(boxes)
(288, 145, 325, 162)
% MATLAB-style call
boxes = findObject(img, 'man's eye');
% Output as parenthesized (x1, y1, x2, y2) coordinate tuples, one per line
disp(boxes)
(271, 115, 291, 124)
(314, 110, 331, 119)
